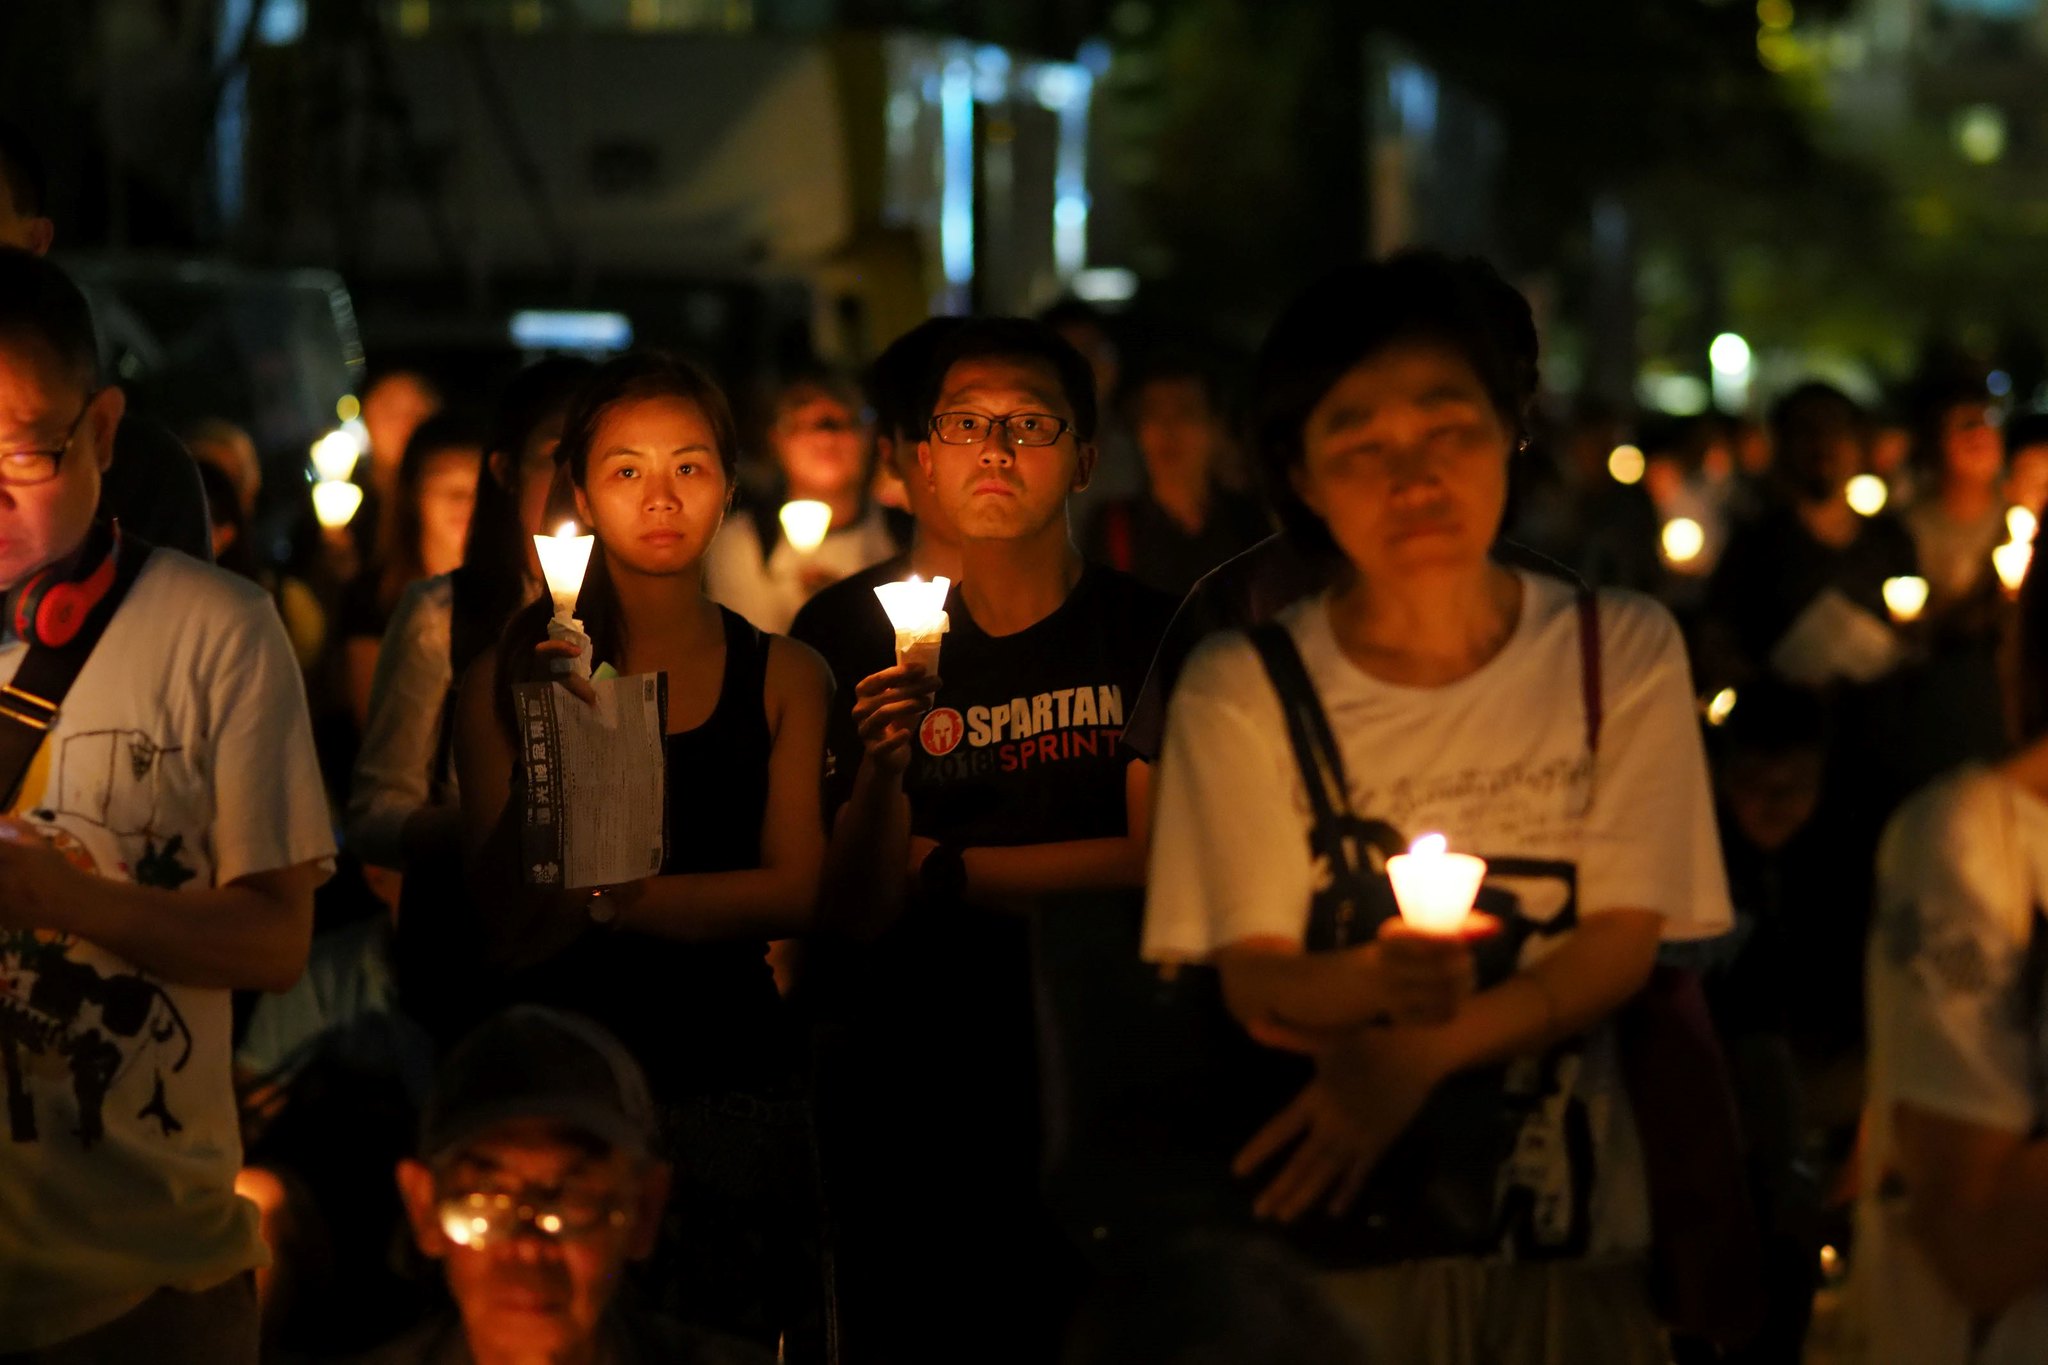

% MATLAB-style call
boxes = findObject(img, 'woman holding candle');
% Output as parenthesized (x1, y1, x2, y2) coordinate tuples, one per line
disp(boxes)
(452, 349, 832, 1354)
(1141, 252, 1732, 1363)
(703, 370, 901, 632)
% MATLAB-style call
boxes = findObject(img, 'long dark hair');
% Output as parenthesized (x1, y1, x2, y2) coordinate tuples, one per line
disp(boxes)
(493, 350, 740, 733)
(448, 357, 597, 675)
(375, 411, 485, 613)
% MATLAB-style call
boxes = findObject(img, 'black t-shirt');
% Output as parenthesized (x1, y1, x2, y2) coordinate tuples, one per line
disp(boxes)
(1705, 503, 1921, 674)
(786, 553, 909, 815)
(1081, 488, 1272, 599)
(904, 564, 1174, 847)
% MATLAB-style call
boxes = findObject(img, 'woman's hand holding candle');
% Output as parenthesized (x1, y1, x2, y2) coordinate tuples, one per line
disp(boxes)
(874, 577, 952, 682)
(1373, 916, 1493, 1025)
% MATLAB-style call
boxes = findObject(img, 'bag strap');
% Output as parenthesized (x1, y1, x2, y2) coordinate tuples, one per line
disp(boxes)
(1246, 621, 1355, 835)
(0, 531, 152, 811)
(1576, 588, 1603, 758)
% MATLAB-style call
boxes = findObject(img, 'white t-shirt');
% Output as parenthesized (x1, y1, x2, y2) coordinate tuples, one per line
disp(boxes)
(1142, 571, 1732, 1258)
(704, 504, 900, 634)
(0, 549, 335, 1350)
(1851, 767, 2048, 1365)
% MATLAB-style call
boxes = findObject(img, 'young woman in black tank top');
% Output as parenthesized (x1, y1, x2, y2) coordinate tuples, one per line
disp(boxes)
(452, 351, 833, 1356)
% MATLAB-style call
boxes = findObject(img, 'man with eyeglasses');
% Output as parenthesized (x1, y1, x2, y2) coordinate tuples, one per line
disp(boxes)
(0, 248, 332, 1362)
(359, 1007, 768, 1365)
(819, 318, 1173, 1363)
(0, 119, 214, 564)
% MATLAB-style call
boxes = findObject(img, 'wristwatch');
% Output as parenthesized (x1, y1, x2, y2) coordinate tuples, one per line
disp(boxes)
(918, 843, 967, 906)
(586, 886, 621, 928)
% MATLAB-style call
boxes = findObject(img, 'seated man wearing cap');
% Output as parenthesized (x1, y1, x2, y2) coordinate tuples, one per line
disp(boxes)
(357, 1006, 769, 1365)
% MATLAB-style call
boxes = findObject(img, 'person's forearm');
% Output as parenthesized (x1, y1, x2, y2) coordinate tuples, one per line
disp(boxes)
(962, 836, 1146, 901)
(1420, 911, 1661, 1073)
(42, 878, 312, 993)
(1920, 1141, 2048, 1314)
(1216, 944, 1386, 1034)
(820, 762, 912, 938)
(616, 864, 819, 943)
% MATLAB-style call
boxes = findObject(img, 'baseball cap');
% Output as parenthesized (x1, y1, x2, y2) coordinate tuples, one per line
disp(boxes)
(419, 1006, 659, 1163)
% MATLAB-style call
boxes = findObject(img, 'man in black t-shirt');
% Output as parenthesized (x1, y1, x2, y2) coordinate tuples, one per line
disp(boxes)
(820, 319, 1172, 1364)
(789, 317, 966, 813)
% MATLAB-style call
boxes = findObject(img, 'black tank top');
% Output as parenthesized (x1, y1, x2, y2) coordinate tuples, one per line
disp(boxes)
(511, 607, 791, 1101)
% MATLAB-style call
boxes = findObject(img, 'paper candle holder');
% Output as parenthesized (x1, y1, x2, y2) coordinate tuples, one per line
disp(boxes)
(1385, 833, 1487, 935)
(534, 522, 595, 620)
(779, 500, 833, 555)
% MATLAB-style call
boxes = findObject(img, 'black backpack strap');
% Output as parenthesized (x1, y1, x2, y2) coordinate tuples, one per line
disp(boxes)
(0, 531, 153, 811)
(1246, 622, 1354, 834)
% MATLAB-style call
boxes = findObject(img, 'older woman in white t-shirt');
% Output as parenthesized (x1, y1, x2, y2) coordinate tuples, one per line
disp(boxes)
(1141, 252, 1732, 1365)
(1851, 528, 2048, 1365)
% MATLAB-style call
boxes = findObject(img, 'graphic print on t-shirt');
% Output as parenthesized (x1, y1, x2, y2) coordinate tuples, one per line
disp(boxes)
(0, 728, 200, 1149)
(1332, 814, 1594, 1256)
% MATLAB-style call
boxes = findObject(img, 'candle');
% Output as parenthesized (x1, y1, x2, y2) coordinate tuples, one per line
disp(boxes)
(1996, 538, 2034, 595)
(1385, 833, 1487, 935)
(309, 427, 364, 483)
(534, 521, 596, 679)
(310, 479, 364, 529)
(1705, 687, 1738, 727)
(873, 575, 952, 675)
(2008, 505, 2038, 547)
(534, 521, 595, 620)
(1660, 517, 1705, 566)
(1846, 474, 1889, 517)
(779, 499, 832, 556)
(1882, 575, 1928, 623)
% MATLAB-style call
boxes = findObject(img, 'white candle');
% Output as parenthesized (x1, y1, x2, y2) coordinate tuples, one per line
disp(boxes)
(1661, 517, 1705, 566)
(2008, 505, 2038, 547)
(311, 479, 364, 529)
(873, 575, 952, 673)
(534, 521, 595, 621)
(1882, 575, 1928, 623)
(1385, 833, 1487, 935)
(779, 499, 833, 555)
(309, 427, 364, 483)
(1846, 474, 1889, 517)
(1996, 538, 2034, 595)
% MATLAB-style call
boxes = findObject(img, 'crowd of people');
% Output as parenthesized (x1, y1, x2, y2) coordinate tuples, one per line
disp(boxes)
(9, 112, 2048, 1365)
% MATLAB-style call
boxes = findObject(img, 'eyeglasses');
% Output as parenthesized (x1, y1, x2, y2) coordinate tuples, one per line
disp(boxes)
(0, 394, 97, 487)
(929, 411, 1072, 448)
(435, 1186, 629, 1250)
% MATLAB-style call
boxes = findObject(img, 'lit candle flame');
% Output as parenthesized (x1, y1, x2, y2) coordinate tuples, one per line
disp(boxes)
(779, 500, 833, 555)
(1883, 576, 1929, 623)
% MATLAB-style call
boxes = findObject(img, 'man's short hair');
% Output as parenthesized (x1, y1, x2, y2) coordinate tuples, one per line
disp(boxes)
(920, 317, 1100, 443)
(0, 120, 48, 219)
(0, 249, 100, 388)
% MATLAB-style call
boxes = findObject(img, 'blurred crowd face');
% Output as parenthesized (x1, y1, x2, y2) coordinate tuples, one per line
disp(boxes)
(1132, 376, 1228, 495)
(0, 184, 53, 257)
(1940, 401, 2003, 493)
(398, 1119, 666, 1365)
(363, 372, 441, 486)
(186, 421, 262, 516)
(919, 355, 1095, 544)
(876, 422, 962, 546)
(1052, 318, 1120, 417)
(512, 412, 573, 577)
(1720, 748, 1825, 854)
(416, 445, 483, 578)
(0, 335, 122, 590)
(1292, 340, 1511, 584)
(1781, 415, 1865, 503)
(574, 394, 730, 580)
(774, 390, 864, 503)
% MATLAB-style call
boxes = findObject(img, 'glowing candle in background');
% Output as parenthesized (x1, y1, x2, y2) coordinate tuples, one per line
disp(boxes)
(1996, 538, 2034, 597)
(310, 480, 365, 529)
(779, 499, 832, 556)
(1846, 474, 1889, 517)
(1661, 517, 1706, 567)
(874, 576, 952, 676)
(309, 427, 364, 483)
(1882, 575, 1929, 624)
(2007, 505, 2038, 547)
(1385, 833, 1488, 935)
(534, 521, 597, 678)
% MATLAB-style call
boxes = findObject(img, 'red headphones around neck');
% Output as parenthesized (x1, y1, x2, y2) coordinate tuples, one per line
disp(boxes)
(12, 524, 121, 650)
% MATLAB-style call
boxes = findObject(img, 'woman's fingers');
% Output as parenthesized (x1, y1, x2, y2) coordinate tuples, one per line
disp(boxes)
(1234, 1086, 1314, 1177)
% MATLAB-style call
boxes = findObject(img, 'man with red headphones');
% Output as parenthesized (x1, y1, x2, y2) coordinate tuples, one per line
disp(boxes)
(0, 249, 333, 1362)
